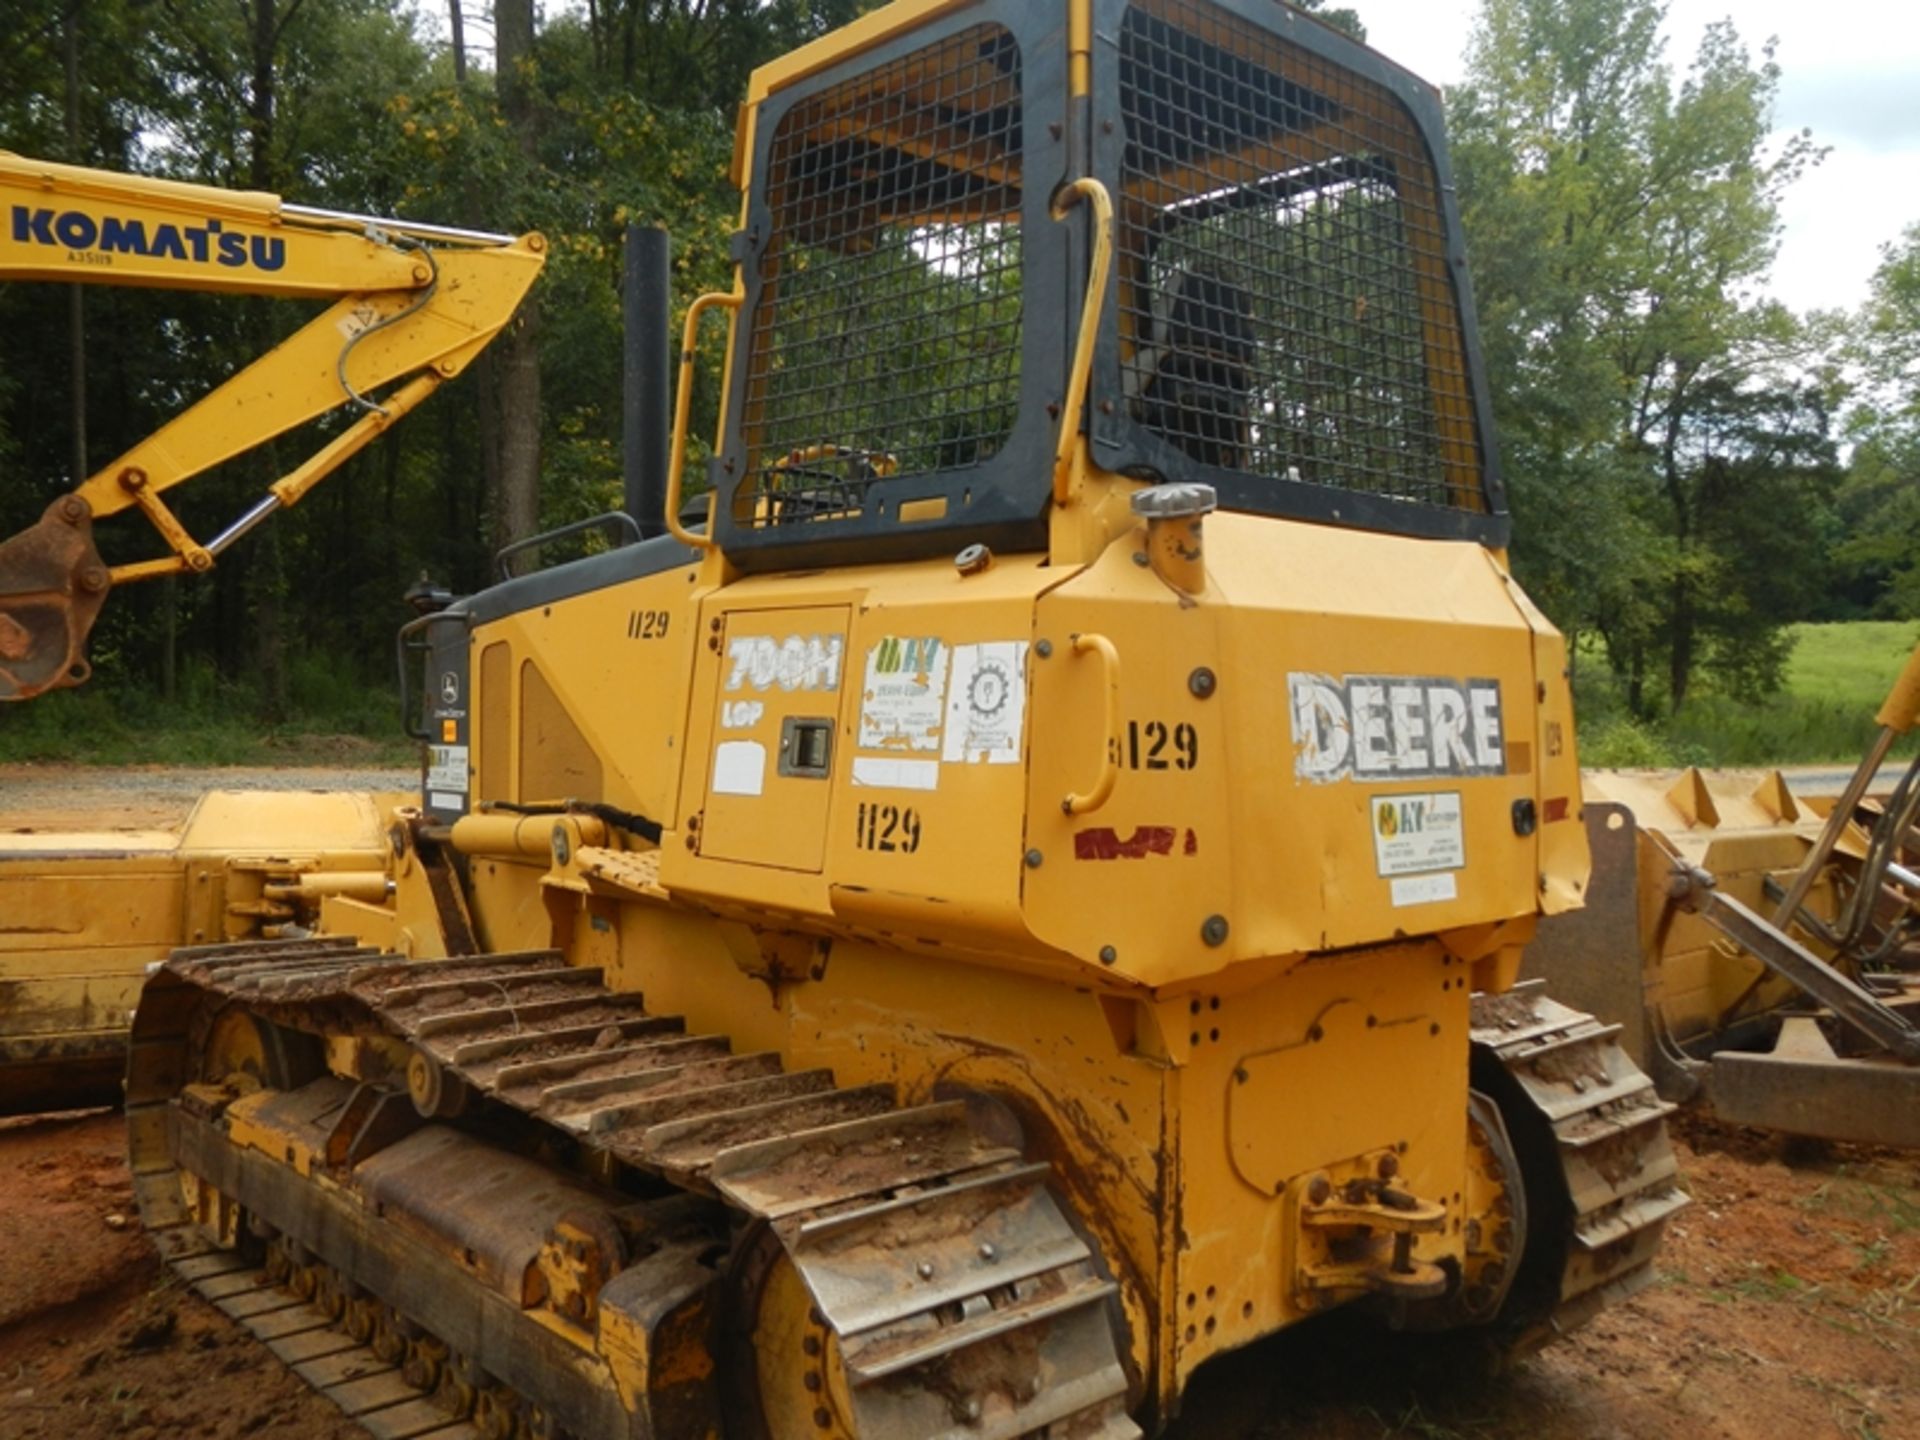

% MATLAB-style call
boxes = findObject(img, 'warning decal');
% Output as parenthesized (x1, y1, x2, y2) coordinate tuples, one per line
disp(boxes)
(426, 744, 469, 794)
(1371, 791, 1465, 877)
(943, 642, 1028, 764)
(858, 636, 949, 753)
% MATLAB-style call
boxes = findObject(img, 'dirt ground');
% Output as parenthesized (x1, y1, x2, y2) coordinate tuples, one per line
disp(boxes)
(0, 1110, 1913, 1440)
(2, 770, 1917, 1438)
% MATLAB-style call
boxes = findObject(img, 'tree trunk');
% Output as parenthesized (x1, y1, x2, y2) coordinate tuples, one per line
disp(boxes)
(490, 0, 543, 573)
(1668, 575, 1695, 715)
(449, 0, 468, 83)
(160, 579, 177, 703)
(247, 0, 277, 191)
(495, 311, 542, 568)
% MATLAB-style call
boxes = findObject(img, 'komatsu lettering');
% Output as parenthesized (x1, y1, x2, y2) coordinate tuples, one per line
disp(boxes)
(1289, 672, 1505, 783)
(10, 206, 285, 270)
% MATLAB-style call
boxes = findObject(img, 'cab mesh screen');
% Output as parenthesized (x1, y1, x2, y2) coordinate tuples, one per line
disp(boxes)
(1116, 0, 1483, 511)
(739, 25, 1024, 527)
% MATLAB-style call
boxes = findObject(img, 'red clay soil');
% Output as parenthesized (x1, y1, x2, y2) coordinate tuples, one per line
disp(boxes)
(1166, 1113, 1920, 1440)
(0, 1111, 354, 1440)
(0, 1110, 1914, 1439)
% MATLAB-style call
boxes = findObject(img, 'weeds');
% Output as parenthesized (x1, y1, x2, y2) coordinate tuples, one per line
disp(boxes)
(0, 654, 415, 767)
(1361, 1401, 1499, 1440)
(1792, 1373, 1889, 1440)
(1798, 1180, 1920, 1233)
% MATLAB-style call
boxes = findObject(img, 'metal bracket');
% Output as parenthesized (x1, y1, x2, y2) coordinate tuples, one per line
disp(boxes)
(1296, 1170, 1449, 1301)
(1668, 864, 1920, 1063)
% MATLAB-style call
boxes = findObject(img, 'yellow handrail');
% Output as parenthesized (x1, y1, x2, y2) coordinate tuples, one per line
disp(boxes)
(1050, 177, 1115, 507)
(665, 290, 741, 551)
(1063, 632, 1122, 815)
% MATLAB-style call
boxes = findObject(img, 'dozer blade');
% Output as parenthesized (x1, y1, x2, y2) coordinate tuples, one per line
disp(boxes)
(0, 494, 109, 698)
(1709, 1015, 1920, 1149)
(1518, 801, 1653, 1071)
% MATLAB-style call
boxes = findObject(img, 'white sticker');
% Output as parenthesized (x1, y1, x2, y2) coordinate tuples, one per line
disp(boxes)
(851, 757, 939, 791)
(1372, 791, 1465, 876)
(1289, 673, 1504, 783)
(429, 791, 463, 812)
(1391, 871, 1458, 907)
(426, 744, 469, 792)
(721, 699, 765, 730)
(943, 642, 1028, 764)
(712, 740, 767, 796)
(859, 637, 948, 752)
(724, 634, 843, 693)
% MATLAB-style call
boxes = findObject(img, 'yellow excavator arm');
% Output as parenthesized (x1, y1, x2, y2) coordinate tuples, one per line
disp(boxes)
(0, 151, 545, 699)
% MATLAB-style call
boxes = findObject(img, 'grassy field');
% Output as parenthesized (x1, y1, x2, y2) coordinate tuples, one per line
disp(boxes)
(1578, 619, 1920, 767)
(0, 658, 416, 767)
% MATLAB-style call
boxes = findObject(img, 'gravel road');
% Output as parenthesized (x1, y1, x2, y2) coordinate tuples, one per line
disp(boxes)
(0, 763, 416, 830)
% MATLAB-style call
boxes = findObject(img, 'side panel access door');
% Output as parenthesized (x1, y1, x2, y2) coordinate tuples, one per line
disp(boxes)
(700, 606, 852, 872)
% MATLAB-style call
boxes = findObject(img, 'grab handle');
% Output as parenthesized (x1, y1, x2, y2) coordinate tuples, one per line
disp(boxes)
(1062, 632, 1121, 815)
(1049, 177, 1114, 505)
(665, 290, 741, 551)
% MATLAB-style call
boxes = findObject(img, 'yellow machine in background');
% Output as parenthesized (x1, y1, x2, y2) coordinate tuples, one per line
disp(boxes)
(17, 3, 1687, 1437)
(0, 149, 546, 699)
(0, 791, 403, 1115)
(0, 154, 543, 1106)
(1527, 644, 1920, 1149)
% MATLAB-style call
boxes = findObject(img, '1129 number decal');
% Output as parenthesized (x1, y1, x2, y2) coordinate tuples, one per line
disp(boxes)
(855, 802, 922, 853)
(1126, 719, 1198, 771)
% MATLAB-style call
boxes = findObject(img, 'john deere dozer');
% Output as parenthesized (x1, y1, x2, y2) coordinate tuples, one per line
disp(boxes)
(2, 3, 1687, 1436)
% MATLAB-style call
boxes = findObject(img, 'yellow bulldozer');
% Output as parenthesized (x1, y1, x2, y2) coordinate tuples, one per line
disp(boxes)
(1, 3, 1695, 1435)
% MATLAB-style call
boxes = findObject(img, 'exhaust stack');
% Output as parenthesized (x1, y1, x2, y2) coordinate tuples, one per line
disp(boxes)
(622, 224, 671, 540)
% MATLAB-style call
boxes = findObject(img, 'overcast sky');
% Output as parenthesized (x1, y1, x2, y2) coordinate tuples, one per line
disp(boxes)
(1354, 0, 1920, 317)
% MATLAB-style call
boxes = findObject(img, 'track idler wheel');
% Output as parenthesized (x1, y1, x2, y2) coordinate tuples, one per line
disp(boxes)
(726, 1228, 859, 1440)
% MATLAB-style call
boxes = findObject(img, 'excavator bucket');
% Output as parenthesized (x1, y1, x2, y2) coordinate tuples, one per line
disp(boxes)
(0, 494, 108, 699)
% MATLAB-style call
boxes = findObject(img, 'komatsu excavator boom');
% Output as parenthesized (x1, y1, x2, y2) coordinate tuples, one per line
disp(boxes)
(0, 151, 546, 699)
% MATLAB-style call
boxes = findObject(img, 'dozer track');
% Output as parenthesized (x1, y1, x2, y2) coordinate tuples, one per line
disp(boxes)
(1471, 979, 1689, 1349)
(127, 938, 1140, 1440)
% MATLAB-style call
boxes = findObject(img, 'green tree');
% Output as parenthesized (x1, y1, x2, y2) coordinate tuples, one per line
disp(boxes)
(1451, 0, 1827, 715)
(1834, 223, 1920, 618)
(1292, 0, 1366, 43)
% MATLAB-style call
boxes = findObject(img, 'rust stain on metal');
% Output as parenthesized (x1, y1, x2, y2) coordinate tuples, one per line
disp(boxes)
(0, 611, 30, 660)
